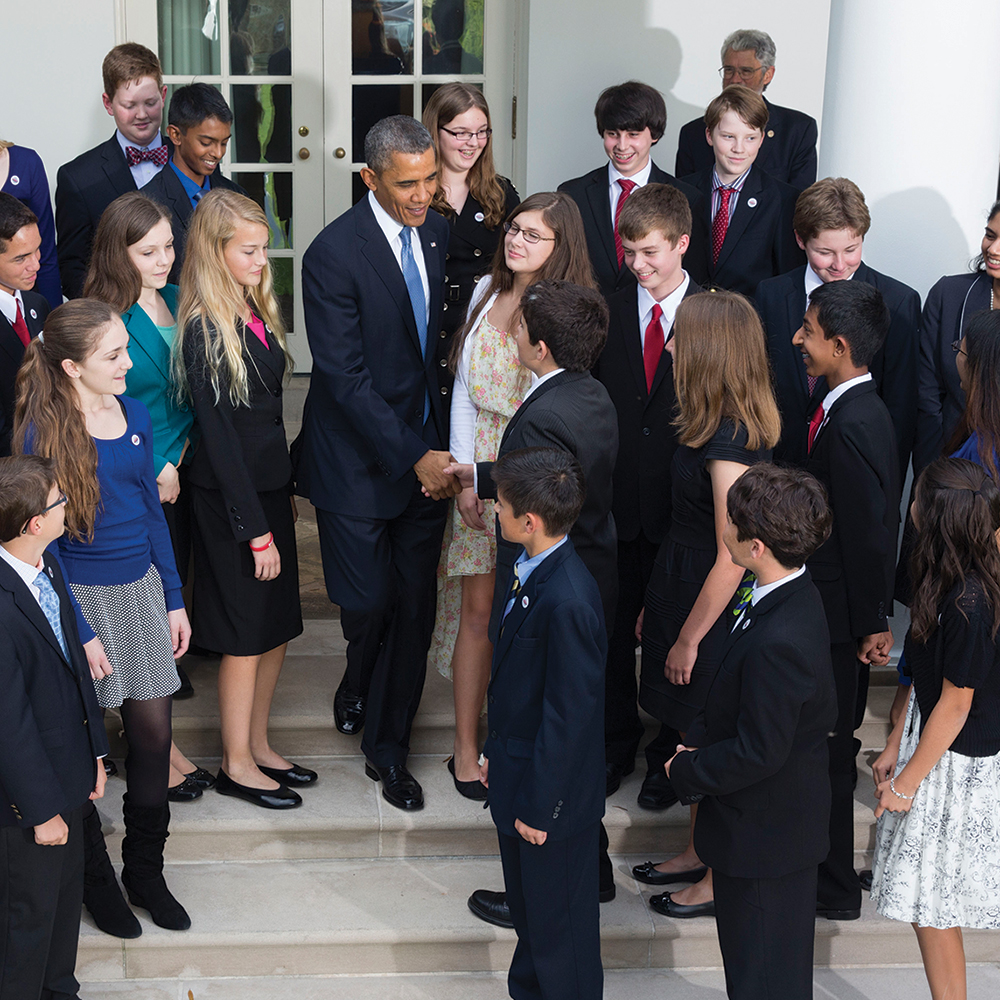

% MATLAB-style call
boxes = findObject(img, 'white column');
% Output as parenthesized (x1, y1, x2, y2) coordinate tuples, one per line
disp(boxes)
(819, 0, 1000, 298)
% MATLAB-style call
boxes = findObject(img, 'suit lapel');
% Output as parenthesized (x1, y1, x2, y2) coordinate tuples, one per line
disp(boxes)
(0, 556, 73, 668)
(101, 135, 138, 197)
(499, 370, 581, 451)
(585, 173, 619, 277)
(123, 304, 172, 384)
(162, 166, 196, 231)
(811, 380, 874, 451)
(0, 316, 24, 367)
(713, 169, 763, 274)
(243, 320, 285, 387)
(615, 288, 648, 399)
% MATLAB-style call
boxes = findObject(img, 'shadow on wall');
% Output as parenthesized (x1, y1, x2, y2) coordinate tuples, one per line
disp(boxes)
(654, 29, 707, 170)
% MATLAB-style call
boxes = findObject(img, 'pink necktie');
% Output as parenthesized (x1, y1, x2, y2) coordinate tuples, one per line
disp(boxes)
(614, 179, 637, 268)
(711, 187, 734, 265)
(643, 304, 664, 392)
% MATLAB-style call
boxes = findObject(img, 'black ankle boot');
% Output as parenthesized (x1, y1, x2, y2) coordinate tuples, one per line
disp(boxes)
(82, 800, 142, 938)
(121, 795, 191, 931)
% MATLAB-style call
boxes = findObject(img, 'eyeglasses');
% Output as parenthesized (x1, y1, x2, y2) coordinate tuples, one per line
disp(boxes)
(41, 491, 68, 515)
(503, 220, 557, 245)
(440, 126, 493, 143)
(719, 65, 763, 82)
(952, 339, 967, 357)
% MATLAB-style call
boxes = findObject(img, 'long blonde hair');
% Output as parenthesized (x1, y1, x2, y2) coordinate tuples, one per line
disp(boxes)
(672, 292, 781, 452)
(174, 189, 291, 407)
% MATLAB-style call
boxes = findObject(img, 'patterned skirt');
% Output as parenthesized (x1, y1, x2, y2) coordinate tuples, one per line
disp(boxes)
(71, 563, 180, 708)
(870, 690, 1000, 929)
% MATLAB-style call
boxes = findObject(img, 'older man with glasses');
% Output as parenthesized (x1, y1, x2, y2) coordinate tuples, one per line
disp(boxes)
(674, 29, 818, 192)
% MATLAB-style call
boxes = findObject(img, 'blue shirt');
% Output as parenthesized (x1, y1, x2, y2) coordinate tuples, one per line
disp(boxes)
(169, 160, 207, 211)
(503, 535, 569, 620)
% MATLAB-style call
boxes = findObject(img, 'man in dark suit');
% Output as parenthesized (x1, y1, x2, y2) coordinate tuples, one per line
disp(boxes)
(755, 178, 920, 479)
(0, 455, 109, 1000)
(0, 195, 49, 456)
(675, 29, 818, 192)
(681, 87, 803, 296)
(481, 447, 606, 1000)
(141, 83, 247, 283)
(298, 116, 458, 811)
(795, 280, 900, 920)
(558, 81, 709, 295)
(668, 464, 837, 1000)
(592, 183, 701, 803)
(56, 43, 168, 298)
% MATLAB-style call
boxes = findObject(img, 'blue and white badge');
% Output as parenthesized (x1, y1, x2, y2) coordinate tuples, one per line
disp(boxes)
(521, 595, 529, 608)
(9, 175, 19, 186)
(131, 434, 141, 446)
(747, 198, 757, 209)
(475, 211, 485, 222)
(29, 309, 37, 319)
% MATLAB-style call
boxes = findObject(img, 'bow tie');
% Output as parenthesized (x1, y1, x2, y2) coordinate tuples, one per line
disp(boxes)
(125, 145, 169, 168)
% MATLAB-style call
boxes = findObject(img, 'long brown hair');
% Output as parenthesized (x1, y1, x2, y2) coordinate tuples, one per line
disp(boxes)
(449, 191, 596, 368)
(672, 291, 781, 451)
(83, 192, 173, 312)
(12, 299, 119, 541)
(909, 457, 1000, 641)
(423, 83, 506, 227)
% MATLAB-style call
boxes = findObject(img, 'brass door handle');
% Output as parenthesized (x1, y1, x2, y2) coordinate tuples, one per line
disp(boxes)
(298, 147, 310, 160)
(334, 147, 347, 159)
(298, 125, 310, 137)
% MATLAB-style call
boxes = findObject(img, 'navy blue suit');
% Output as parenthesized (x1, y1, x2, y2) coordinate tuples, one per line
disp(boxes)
(486, 537, 606, 1000)
(0, 290, 49, 457)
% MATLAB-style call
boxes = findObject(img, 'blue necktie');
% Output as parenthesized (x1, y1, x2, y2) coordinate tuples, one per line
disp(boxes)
(400, 226, 431, 423)
(34, 569, 70, 661)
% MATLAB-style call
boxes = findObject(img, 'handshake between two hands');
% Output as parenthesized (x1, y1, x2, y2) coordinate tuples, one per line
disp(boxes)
(415, 452, 474, 502)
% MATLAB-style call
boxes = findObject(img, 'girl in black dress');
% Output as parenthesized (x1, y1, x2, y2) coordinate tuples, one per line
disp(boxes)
(632, 292, 781, 916)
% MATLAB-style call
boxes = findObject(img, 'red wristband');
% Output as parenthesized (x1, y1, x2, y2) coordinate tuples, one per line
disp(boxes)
(249, 532, 273, 552)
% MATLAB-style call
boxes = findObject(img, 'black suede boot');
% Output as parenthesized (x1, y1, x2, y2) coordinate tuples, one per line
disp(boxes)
(82, 799, 142, 938)
(121, 794, 191, 930)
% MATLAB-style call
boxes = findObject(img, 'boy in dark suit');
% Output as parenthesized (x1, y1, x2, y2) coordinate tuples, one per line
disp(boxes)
(0, 195, 49, 456)
(558, 81, 708, 296)
(56, 43, 168, 298)
(668, 463, 837, 1000)
(141, 83, 248, 283)
(0, 455, 109, 1000)
(681, 86, 802, 296)
(592, 182, 701, 802)
(754, 177, 920, 478)
(793, 279, 901, 919)
(482, 446, 606, 1000)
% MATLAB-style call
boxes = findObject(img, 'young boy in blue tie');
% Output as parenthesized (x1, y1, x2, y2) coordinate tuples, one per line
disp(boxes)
(0, 455, 109, 1000)
(481, 446, 606, 1000)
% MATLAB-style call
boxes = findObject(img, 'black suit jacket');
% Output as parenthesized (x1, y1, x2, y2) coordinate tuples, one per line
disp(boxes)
(484, 537, 607, 840)
(670, 570, 836, 878)
(56, 134, 143, 299)
(755, 262, 921, 476)
(477, 370, 619, 636)
(558, 161, 710, 295)
(0, 548, 108, 828)
(675, 98, 818, 192)
(0, 290, 49, 456)
(141, 163, 247, 284)
(804, 381, 900, 644)
(592, 278, 702, 544)
(297, 196, 450, 519)
(681, 167, 803, 296)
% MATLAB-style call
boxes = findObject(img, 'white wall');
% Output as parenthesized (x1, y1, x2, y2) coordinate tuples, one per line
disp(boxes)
(520, 0, 832, 195)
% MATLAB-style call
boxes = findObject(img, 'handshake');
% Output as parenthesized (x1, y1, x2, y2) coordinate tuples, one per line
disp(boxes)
(414, 451, 475, 502)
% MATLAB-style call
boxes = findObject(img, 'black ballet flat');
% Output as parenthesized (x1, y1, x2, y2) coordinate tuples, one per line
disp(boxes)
(215, 768, 302, 809)
(185, 767, 217, 789)
(167, 776, 203, 802)
(447, 756, 487, 801)
(257, 762, 318, 786)
(632, 861, 708, 886)
(649, 891, 716, 918)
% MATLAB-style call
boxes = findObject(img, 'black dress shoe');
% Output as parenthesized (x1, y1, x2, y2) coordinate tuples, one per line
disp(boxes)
(185, 767, 217, 789)
(649, 891, 716, 918)
(816, 905, 861, 920)
(448, 757, 487, 801)
(599, 882, 616, 903)
(632, 861, 708, 886)
(859, 869, 873, 891)
(365, 762, 424, 810)
(167, 776, 203, 802)
(258, 762, 319, 786)
(637, 770, 679, 811)
(334, 682, 366, 735)
(605, 758, 635, 797)
(173, 663, 194, 699)
(103, 758, 118, 779)
(468, 889, 514, 928)
(215, 768, 302, 809)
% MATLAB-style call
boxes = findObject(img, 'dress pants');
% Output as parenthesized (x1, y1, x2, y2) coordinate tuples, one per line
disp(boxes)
(605, 533, 657, 771)
(0, 806, 83, 1000)
(316, 483, 448, 766)
(714, 865, 817, 1000)
(499, 822, 603, 1000)
(817, 641, 863, 911)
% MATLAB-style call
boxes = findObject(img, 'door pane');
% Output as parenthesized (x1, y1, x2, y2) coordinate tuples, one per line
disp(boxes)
(231, 84, 293, 163)
(228, 0, 292, 74)
(233, 171, 293, 249)
(421, 0, 484, 73)
(352, 0, 413, 74)
(158, 0, 222, 75)
(352, 85, 414, 162)
(267, 256, 295, 333)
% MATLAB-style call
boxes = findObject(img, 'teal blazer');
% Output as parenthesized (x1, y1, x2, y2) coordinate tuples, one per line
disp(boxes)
(121, 284, 194, 476)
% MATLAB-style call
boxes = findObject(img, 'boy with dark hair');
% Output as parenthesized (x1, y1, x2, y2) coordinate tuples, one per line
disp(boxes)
(680, 86, 802, 296)
(668, 462, 837, 1000)
(558, 81, 708, 297)
(592, 183, 702, 802)
(56, 42, 168, 299)
(0, 454, 109, 1000)
(482, 446, 606, 1000)
(755, 177, 919, 477)
(142, 82, 247, 281)
(792, 278, 901, 920)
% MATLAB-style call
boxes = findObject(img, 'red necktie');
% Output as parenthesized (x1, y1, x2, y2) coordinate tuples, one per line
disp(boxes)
(125, 145, 169, 168)
(807, 403, 824, 453)
(613, 178, 637, 268)
(12, 298, 30, 348)
(711, 187, 734, 265)
(643, 304, 664, 393)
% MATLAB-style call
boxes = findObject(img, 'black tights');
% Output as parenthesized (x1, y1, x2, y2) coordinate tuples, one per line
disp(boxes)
(117, 695, 173, 808)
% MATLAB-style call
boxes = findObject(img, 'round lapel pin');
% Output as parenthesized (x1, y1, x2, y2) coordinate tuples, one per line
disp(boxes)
(747, 198, 757, 208)
(10, 175, 19, 186)
(131, 434, 141, 446)
(522, 595, 529, 608)
(29, 309, 37, 319)
(475, 211, 485, 222)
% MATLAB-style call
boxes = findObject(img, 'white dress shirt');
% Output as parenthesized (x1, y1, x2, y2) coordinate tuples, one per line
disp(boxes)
(0, 286, 26, 327)
(637, 272, 690, 349)
(0, 545, 47, 609)
(814, 372, 873, 437)
(368, 190, 430, 326)
(115, 129, 167, 188)
(733, 565, 806, 631)
(803, 262, 856, 302)
(608, 159, 653, 225)
(522, 366, 566, 402)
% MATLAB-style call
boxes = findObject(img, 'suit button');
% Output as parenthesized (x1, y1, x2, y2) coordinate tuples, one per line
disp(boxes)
(442, 303, 448, 312)
(473, 275, 481, 283)
(275, 387, 282, 396)
(439, 358, 447, 367)
(238, 525, 245, 531)
(552, 812, 558, 818)
(642, 427, 650, 436)
(234, 515, 242, 522)
(446, 253, 451, 260)
(231, 506, 238, 513)
(557, 800, 563, 805)
(274, 417, 281, 426)
(83, 718, 88, 725)
(491, 730, 497, 739)
(474, 248, 482, 257)
(439, 330, 447, 338)
(415, 409, 422, 418)
(440, 386, 448, 395)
